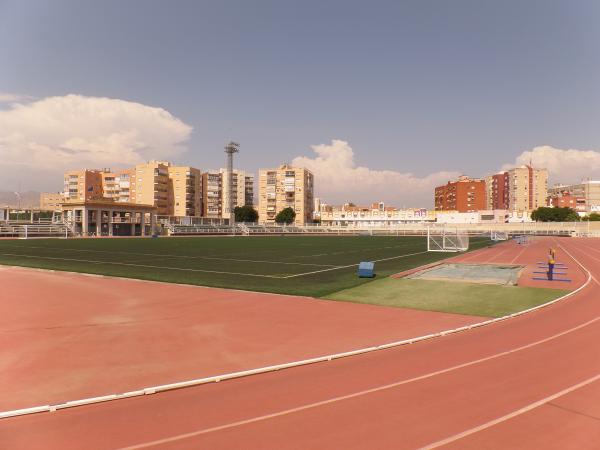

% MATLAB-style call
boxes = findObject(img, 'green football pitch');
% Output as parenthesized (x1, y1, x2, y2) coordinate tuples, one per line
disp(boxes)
(0, 235, 492, 297)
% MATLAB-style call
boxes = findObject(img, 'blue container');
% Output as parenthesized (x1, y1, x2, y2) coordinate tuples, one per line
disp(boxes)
(358, 261, 375, 278)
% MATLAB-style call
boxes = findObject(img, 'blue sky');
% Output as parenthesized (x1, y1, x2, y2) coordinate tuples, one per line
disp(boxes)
(1, 0, 600, 206)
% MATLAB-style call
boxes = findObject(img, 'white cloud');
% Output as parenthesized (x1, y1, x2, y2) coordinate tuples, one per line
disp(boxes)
(0, 94, 192, 182)
(0, 92, 35, 103)
(503, 145, 600, 183)
(292, 139, 459, 207)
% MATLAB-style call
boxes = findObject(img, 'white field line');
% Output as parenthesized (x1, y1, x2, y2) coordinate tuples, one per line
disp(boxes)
(421, 372, 600, 449)
(293, 243, 418, 259)
(280, 250, 430, 278)
(0, 244, 338, 268)
(0, 253, 285, 279)
(0, 242, 592, 420)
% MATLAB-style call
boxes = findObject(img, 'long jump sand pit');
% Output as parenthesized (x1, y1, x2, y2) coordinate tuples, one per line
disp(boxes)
(407, 263, 524, 285)
(0, 266, 487, 412)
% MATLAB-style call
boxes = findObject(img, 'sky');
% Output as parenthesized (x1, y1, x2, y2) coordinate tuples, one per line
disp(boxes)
(1, 0, 600, 207)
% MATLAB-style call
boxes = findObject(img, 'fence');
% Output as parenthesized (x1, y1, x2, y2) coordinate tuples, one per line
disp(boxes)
(2, 217, 599, 238)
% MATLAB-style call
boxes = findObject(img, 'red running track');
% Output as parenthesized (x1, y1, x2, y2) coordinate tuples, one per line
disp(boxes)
(0, 266, 484, 411)
(1, 237, 599, 449)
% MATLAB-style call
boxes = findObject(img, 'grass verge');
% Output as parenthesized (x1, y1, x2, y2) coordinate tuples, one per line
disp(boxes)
(325, 277, 569, 317)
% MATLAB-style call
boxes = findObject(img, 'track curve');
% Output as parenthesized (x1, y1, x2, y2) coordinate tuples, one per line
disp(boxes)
(1, 237, 599, 450)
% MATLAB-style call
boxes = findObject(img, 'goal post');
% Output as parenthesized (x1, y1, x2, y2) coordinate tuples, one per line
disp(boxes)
(427, 227, 469, 252)
(490, 230, 509, 241)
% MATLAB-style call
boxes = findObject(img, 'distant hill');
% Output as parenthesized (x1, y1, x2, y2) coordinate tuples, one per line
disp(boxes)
(0, 191, 41, 208)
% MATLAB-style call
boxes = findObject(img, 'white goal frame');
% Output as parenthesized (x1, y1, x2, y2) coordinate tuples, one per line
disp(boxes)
(427, 227, 469, 252)
(490, 230, 509, 241)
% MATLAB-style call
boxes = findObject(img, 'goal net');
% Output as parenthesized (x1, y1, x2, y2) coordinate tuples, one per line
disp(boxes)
(427, 228, 469, 252)
(490, 231, 509, 241)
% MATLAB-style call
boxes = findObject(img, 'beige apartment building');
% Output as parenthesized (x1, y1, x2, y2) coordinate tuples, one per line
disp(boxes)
(258, 164, 314, 225)
(484, 166, 548, 213)
(506, 166, 548, 213)
(62, 161, 204, 217)
(63, 169, 105, 201)
(114, 168, 136, 203)
(168, 166, 202, 217)
(132, 161, 170, 215)
(221, 169, 254, 219)
(202, 169, 254, 218)
(201, 171, 223, 218)
(40, 192, 64, 211)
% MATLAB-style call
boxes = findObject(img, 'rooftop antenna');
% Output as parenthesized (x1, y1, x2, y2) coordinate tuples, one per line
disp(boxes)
(224, 141, 240, 223)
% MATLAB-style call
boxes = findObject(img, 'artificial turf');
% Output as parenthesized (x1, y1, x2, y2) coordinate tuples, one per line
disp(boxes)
(0, 235, 492, 297)
(325, 277, 569, 317)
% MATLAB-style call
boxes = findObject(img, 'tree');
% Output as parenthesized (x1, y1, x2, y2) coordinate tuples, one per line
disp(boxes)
(531, 206, 579, 222)
(234, 205, 258, 222)
(275, 207, 296, 224)
(583, 213, 600, 221)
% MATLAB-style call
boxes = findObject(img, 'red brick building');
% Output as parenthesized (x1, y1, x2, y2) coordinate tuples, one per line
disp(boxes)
(487, 172, 509, 209)
(434, 176, 486, 212)
(547, 191, 586, 212)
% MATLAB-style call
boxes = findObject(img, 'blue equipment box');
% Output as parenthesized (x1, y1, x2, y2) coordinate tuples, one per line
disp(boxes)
(358, 261, 375, 278)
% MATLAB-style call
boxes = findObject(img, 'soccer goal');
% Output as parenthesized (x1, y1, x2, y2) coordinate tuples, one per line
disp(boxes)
(490, 230, 509, 241)
(427, 227, 469, 252)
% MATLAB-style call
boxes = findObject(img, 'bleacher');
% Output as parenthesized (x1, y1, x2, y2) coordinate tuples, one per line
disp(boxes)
(0, 223, 71, 238)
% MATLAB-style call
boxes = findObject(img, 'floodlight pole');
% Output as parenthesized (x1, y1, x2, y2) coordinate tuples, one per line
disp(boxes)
(224, 141, 240, 225)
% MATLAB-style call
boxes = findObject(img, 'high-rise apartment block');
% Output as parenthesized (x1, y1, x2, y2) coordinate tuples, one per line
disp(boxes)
(507, 166, 548, 213)
(434, 176, 486, 212)
(221, 169, 254, 218)
(258, 164, 314, 225)
(62, 161, 206, 217)
(201, 169, 254, 218)
(485, 172, 509, 210)
(201, 171, 223, 218)
(63, 169, 105, 201)
(485, 166, 548, 213)
(132, 161, 170, 215)
(168, 166, 202, 217)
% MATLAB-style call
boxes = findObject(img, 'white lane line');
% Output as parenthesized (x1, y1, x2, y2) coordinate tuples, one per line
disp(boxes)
(562, 245, 600, 284)
(0, 244, 337, 268)
(117, 315, 600, 450)
(280, 251, 429, 278)
(421, 372, 600, 449)
(0, 253, 286, 279)
(509, 244, 528, 264)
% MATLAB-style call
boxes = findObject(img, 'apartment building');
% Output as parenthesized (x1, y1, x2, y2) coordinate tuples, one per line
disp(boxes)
(547, 191, 586, 213)
(201, 171, 223, 218)
(221, 169, 254, 219)
(484, 166, 548, 213)
(506, 166, 548, 213)
(548, 180, 600, 213)
(40, 192, 64, 210)
(132, 161, 170, 215)
(168, 166, 202, 217)
(434, 176, 486, 212)
(63, 169, 105, 201)
(258, 164, 314, 225)
(201, 169, 254, 218)
(485, 172, 509, 210)
(115, 168, 136, 203)
(319, 202, 431, 226)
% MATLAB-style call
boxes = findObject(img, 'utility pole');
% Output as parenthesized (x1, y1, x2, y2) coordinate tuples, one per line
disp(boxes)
(224, 141, 240, 224)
